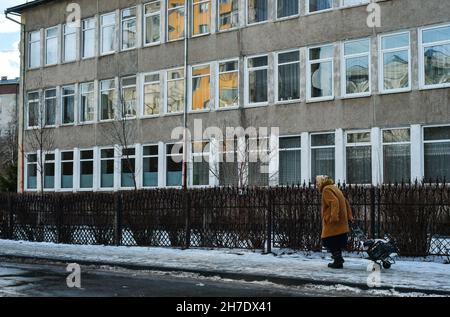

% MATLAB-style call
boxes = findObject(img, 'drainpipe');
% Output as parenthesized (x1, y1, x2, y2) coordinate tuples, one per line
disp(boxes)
(182, 0, 190, 190)
(5, 12, 25, 193)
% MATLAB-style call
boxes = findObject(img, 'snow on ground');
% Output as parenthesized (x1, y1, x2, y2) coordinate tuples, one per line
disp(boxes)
(0, 239, 448, 293)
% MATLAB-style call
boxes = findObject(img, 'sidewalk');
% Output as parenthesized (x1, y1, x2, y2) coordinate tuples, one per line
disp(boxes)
(0, 239, 449, 295)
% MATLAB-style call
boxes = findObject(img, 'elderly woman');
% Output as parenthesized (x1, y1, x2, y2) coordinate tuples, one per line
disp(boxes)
(316, 175, 353, 269)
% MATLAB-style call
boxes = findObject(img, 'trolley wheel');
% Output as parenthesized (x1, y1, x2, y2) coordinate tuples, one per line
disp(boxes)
(382, 261, 391, 269)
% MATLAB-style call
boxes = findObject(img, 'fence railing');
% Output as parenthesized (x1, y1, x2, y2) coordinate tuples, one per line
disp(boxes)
(0, 183, 449, 256)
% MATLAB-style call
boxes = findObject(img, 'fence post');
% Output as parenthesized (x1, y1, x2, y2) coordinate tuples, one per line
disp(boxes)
(7, 194, 13, 240)
(56, 195, 62, 244)
(114, 193, 123, 246)
(184, 190, 191, 249)
(266, 190, 272, 254)
(370, 186, 376, 239)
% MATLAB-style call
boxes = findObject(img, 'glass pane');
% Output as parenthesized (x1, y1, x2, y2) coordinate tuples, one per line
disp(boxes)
(81, 150, 93, 160)
(424, 142, 450, 181)
(347, 132, 370, 143)
(62, 152, 74, 160)
(310, 61, 333, 98)
(277, 0, 299, 18)
(193, 1, 211, 36)
(61, 162, 73, 189)
(278, 62, 300, 101)
(192, 67, 210, 110)
(344, 39, 370, 55)
(166, 155, 182, 186)
(311, 148, 335, 181)
(167, 77, 185, 113)
(218, 0, 239, 30)
(144, 82, 161, 115)
(423, 26, 450, 44)
(220, 60, 238, 72)
(122, 18, 137, 49)
(101, 149, 114, 158)
(219, 72, 238, 108)
(278, 51, 299, 64)
(423, 44, 450, 86)
(101, 160, 114, 187)
(279, 149, 301, 185)
(64, 33, 77, 61)
(424, 126, 450, 141)
(248, 161, 269, 186)
(310, 46, 333, 60)
(102, 25, 115, 52)
(248, 56, 268, 68)
(168, 7, 185, 41)
(383, 50, 409, 90)
(146, 14, 161, 43)
(249, 69, 267, 103)
(80, 161, 93, 188)
(383, 129, 410, 143)
(382, 33, 409, 49)
(46, 37, 57, 64)
(280, 136, 301, 149)
(248, 0, 268, 24)
(193, 161, 209, 186)
(83, 28, 95, 58)
(346, 55, 369, 94)
(309, 0, 332, 12)
(121, 158, 136, 187)
(143, 145, 158, 156)
(311, 133, 335, 146)
(383, 144, 411, 183)
(346, 146, 372, 184)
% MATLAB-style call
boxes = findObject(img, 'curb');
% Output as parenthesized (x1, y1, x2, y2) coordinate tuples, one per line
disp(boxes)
(1, 254, 449, 296)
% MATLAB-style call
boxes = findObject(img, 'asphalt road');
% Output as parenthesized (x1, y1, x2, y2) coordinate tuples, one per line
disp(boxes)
(0, 259, 427, 297)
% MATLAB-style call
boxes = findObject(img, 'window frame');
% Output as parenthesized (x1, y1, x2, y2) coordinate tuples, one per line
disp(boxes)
(381, 127, 412, 184)
(82, 17, 97, 59)
(246, 0, 269, 26)
(43, 152, 56, 191)
(99, 147, 116, 190)
(275, 49, 301, 104)
(165, 142, 184, 187)
(341, 38, 371, 99)
(344, 130, 372, 185)
(79, 148, 95, 191)
(100, 11, 116, 56)
(25, 153, 38, 191)
(216, 58, 240, 110)
(418, 23, 450, 90)
(378, 31, 412, 94)
(278, 134, 302, 186)
(422, 124, 450, 182)
(99, 78, 116, 122)
(61, 85, 76, 126)
(190, 140, 211, 187)
(310, 131, 336, 182)
(120, 146, 137, 189)
(192, 0, 211, 37)
(165, 67, 185, 115)
(142, 143, 159, 188)
(217, 0, 239, 32)
(306, 0, 333, 15)
(121, 6, 137, 51)
(79, 81, 95, 124)
(340, 0, 369, 9)
(29, 30, 41, 69)
(144, 0, 162, 47)
(190, 62, 212, 112)
(245, 54, 269, 107)
(276, 0, 300, 21)
(167, 0, 186, 42)
(44, 88, 57, 128)
(141, 71, 162, 118)
(60, 150, 75, 191)
(62, 24, 77, 63)
(120, 76, 138, 119)
(306, 44, 335, 102)
(45, 26, 58, 66)
(27, 91, 41, 129)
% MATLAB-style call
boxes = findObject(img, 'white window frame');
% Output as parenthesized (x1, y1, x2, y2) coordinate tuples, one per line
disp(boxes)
(275, 49, 301, 104)
(142, 143, 159, 188)
(45, 26, 58, 66)
(419, 23, 450, 90)
(43, 152, 56, 191)
(144, 0, 162, 46)
(278, 134, 302, 186)
(245, 54, 269, 107)
(141, 71, 162, 118)
(99, 78, 116, 122)
(29, 30, 41, 69)
(216, 58, 239, 110)
(307, 44, 334, 102)
(27, 91, 41, 129)
(60, 150, 75, 191)
(190, 140, 211, 187)
(341, 38, 371, 98)
(344, 130, 372, 185)
(44, 88, 57, 128)
(25, 153, 39, 191)
(340, 0, 369, 8)
(82, 17, 97, 59)
(422, 124, 450, 182)
(100, 12, 116, 55)
(192, 0, 211, 37)
(381, 127, 411, 184)
(165, 67, 185, 114)
(121, 7, 137, 51)
(378, 31, 411, 94)
(217, 0, 239, 32)
(120, 146, 137, 189)
(120, 76, 138, 119)
(165, 142, 184, 188)
(167, 0, 185, 42)
(306, 0, 333, 15)
(276, 0, 300, 20)
(61, 85, 76, 125)
(63, 24, 77, 63)
(246, 0, 269, 26)
(79, 148, 95, 191)
(310, 131, 336, 181)
(99, 147, 116, 190)
(190, 63, 212, 112)
(79, 82, 95, 124)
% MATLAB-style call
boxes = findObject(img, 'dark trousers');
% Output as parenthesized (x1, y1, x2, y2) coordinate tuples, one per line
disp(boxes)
(322, 233, 348, 260)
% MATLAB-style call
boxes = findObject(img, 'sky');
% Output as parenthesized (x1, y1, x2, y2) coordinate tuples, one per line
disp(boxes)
(0, 0, 25, 79)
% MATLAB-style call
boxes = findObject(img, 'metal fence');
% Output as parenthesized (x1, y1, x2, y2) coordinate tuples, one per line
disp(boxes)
(0, 183, 449, 256)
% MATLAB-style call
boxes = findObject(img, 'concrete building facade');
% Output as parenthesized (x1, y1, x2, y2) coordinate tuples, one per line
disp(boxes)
(5, 0, 450, 192)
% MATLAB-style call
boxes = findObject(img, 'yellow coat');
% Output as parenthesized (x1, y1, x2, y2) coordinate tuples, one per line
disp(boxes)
(320, 185, 353, 239)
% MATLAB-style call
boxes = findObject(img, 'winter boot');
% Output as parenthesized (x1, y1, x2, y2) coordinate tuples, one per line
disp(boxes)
(328, 251, 344, 269)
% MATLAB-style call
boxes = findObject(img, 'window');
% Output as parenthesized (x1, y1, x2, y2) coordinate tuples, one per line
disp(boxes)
(308, 45, 334, 101)
(218, 0, 239, 31)
(44, 89, 56, 127)
(121, 7, 137, 50)
(279, 136, 301, 185)
(26, 154, 38, 190)
(143, 145, 159, 187)
(246, 55, 268, 105)
(423, 126, 450, 181)
(191, 141, 210, 186)
(82, 18, 96, 58)
(247, 0, 268, 25)
(80, 150, 94, 189)
(100, 148, 115, 188)
(382, 129, 411, 184)
(101, 12, 116, 54)
(63, 24, 77, 62)
(61, 151, 74, 189)
(219, 139, 238, 186)
(192, 0, 211, 36)
(44, 153, 55, 189)
(144, 0, 161, 45)
(143, 73, 161, 116)
(167, 0, 185, 41)
(420, 24, 450, 88)
(120, 76, 137, 118)
(45, 27, 58, 65)
(100, 79, 116, 120)
(380, 32, 410, 92)
(311, 133, 335, 182)
(191, 64, 211, 110)
(27, 92, 40, 128)
(343, 38, 370, 96)
(342, 0, 368, 7)
(277, 0, 299, 19)
(121, 147, 136, 188)
(277, 50, 300, 101)
(166, 68, 185, 113)
(62, 85, 75, 124)
(308, 0, 332, 13)
(80, 82, 95, 123)
(29, 31, 41, 68)
(166, 143, 183, 186)
(346, 131, 371, 184)
(247, 137, 269, 186)
(218, 60, 239, 108)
